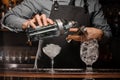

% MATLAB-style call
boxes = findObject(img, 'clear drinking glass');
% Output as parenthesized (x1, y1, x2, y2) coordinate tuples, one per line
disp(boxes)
(80, 39, 99, 72)
(42, 44, 61, 74)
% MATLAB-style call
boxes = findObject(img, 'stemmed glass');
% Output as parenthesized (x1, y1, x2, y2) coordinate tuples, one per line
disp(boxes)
(42, 44, 61, 74)
(80, 39, 99, 73)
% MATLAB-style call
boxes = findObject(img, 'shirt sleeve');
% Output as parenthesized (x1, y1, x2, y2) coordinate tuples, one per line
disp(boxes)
(1, 0, 42, 32)
(89, 0, 112, 45)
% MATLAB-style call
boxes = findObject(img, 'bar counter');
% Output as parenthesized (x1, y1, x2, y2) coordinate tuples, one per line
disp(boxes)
(0, 68, 120, 78)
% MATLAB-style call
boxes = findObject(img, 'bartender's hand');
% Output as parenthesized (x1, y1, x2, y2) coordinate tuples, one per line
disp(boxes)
(22, 14, 54, 29)
(66, 27, 104, 42)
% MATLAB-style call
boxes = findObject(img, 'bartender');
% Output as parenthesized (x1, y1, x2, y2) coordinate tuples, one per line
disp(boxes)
(1, 0, 112, 68)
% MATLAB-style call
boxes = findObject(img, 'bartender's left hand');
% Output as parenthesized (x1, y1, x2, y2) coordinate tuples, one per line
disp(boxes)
(66, 27, 103, 42)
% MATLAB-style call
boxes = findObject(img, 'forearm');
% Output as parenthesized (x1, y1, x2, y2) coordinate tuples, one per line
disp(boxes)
(1, 0, 42, 32)
(93, 15, 112, 44)
(100, 26, 112, 45)
(92, 0, 112, 44)
(2, 14, 27, 32)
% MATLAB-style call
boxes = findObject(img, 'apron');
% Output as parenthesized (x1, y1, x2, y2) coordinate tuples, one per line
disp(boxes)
(38, 0, 90, 68)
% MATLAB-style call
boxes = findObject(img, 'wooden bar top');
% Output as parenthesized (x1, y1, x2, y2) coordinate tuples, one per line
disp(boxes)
(0, 68, 120, 78)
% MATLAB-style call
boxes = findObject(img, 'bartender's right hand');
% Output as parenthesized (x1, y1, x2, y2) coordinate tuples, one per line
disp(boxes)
(22, 14, 54, 30)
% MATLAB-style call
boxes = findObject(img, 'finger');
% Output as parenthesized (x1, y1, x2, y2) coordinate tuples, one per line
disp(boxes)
(67, 35, 81, 41)
(41, 14, 48, 26)
(47, 18, 54, 24)
(67, 34, 88, 42)
(69, 28, 79, 32)
(35, 14, 43, 26)
(29, 18, 36, 29)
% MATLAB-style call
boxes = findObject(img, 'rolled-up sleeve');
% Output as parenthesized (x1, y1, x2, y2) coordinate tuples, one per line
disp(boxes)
(90, 0, 112, 44)
(1, 0, 42, 32)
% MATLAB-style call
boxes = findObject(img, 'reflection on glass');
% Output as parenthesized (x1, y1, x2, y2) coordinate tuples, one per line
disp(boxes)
(11, 50, 16, 62)
(18, 52, 22, 63)
(5, 50, 10, 62)
(0, 47, 3, 62)
(42, 44, 61, 74)
(80, 39, 99, 72)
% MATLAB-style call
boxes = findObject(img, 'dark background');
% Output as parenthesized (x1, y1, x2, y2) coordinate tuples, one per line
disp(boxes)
(0, 0, 120, 69)
(96, 0, 120, 69)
